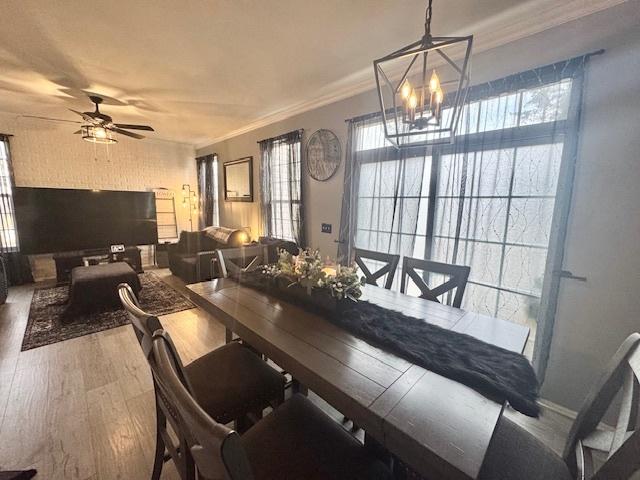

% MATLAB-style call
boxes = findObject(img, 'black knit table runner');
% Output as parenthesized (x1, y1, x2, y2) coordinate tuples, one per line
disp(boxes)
(238, 272, 539, 417)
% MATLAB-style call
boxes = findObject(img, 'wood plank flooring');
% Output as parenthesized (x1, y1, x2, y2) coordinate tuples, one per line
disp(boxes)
(0, 268, 573, 479)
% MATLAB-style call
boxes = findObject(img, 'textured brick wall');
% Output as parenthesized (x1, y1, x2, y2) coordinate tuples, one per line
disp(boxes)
(0, 113, 197, 280)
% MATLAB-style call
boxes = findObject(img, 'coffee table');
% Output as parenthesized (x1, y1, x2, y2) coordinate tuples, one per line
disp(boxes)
(67, 262, 141, 315)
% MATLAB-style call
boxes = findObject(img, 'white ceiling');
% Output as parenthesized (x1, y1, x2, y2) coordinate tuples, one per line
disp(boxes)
(0, 0, 624, 146)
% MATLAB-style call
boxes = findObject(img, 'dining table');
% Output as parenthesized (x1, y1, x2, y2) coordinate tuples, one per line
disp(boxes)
(186, 278, 530, 480)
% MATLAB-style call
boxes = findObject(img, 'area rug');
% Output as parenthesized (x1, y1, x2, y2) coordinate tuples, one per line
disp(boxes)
(21, 272, 195, 351)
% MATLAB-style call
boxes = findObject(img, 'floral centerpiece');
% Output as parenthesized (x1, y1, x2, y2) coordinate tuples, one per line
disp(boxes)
(261, 249, 364, 307)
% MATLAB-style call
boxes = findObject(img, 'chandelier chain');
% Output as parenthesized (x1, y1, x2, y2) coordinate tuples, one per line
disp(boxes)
(424, 0, 433, 37)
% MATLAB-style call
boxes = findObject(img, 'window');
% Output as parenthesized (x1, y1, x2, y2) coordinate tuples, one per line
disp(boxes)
(350, 78, 576, 352)
(0, 138, 18, 251)
(259, 130, 304, 245)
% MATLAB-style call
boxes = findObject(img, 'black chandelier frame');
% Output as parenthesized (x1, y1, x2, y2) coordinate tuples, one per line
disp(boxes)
(373, 0, 473, 148)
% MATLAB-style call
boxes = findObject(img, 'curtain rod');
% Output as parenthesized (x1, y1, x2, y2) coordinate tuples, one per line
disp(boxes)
(344, 49, 606, 124)
(257, 128, 304, 145)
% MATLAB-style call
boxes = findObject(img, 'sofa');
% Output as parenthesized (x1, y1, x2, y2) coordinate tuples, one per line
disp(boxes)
(168, 227, 245, 284)
(258, 236, 300, 262)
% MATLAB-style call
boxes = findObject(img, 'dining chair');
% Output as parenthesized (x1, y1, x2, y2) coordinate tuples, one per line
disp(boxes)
(150, 327, 393, 480)
(399, 257, 471, 308)
(118, 283, 285, 480)
(479, 332, 640, 480)
(353, 248, 400, 290)
(215, 244, 269, 279)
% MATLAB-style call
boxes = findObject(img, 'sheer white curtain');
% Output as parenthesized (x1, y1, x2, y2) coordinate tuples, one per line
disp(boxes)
(338, 118, 431, 290)
(431, 80, 571, 356)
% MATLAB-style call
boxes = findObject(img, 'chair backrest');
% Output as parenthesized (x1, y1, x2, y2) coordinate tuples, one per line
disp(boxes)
(151, 330, 255, 480)
(400, 257, 470, 308)
(118, 283, 161, 357)
(563, 333, 640, 480)
(216, 245, 269, 279)
(353, 248, 400, 290)
(118, 282, 193, 388)
(118, 283, 198, 479)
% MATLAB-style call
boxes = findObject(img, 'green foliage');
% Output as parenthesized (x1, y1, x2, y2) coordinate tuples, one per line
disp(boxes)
(262, 248, 365, 301)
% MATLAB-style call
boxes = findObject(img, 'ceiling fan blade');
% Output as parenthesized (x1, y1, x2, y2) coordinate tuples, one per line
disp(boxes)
(110, 127, 145, 139)
(73, 130, 82, 134)
(113, 123, 154, 131)
(21, 115, 82, 124)
(69, 108, 97, 123)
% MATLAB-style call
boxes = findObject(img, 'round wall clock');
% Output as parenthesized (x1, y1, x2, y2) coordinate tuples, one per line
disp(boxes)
(306, 129, 341, 181)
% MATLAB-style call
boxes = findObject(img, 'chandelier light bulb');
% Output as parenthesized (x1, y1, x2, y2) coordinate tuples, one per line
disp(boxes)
(401, 80, 412, 100)
(435, 88, 444, 104)
(429, 70, 441, 93)
(408, 91, 418, 109)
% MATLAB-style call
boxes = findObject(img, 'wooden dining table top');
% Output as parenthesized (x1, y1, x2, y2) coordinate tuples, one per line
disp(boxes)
(186, 278, 530, 480)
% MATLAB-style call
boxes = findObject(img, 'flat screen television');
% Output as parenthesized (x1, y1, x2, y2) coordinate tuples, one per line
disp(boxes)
(14, 187, 158, 254)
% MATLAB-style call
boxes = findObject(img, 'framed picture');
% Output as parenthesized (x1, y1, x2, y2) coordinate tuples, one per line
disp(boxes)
(223, 157, 254, 202)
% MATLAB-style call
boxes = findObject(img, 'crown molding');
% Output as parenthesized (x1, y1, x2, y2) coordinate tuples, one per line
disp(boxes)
(197, 0, 626, 149)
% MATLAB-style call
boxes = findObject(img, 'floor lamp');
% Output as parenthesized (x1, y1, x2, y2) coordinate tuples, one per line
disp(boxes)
(181, 184, 198, 231)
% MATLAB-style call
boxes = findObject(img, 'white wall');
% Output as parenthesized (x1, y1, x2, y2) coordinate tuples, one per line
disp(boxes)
(198, 2, 640, 413)
(0, 113, 197, 279)
(541, 25, 640, 410)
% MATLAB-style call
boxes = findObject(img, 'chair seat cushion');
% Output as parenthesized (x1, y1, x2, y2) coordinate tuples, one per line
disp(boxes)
(184, 341, 284, 425)
(242, 394, 392, 480)
(479, 416, 572, 480)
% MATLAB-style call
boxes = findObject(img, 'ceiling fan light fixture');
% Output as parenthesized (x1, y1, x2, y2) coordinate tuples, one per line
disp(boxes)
(81, 125, 117, 144)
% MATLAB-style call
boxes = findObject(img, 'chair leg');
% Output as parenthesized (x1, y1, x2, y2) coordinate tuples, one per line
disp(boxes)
(364, 432, 392, 469)
(292, 379, 308, 396)
(152, 411, 166, 480)
(235, 413, 251, 433)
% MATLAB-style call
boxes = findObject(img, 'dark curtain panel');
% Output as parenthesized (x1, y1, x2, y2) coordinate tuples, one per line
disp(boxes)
(196, 154, 219, 229)
(0, 135, 33, 285)
(338, 54, 596, 379)
(258, 129, 305, 246)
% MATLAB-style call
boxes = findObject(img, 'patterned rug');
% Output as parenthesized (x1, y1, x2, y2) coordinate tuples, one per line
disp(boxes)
(21, 272, 195, 351)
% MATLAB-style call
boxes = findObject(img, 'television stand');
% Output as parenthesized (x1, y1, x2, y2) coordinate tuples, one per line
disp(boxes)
(53, 246, 143, 284)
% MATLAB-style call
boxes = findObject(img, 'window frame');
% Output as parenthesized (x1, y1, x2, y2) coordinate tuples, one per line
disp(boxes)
(261, 136, 303, 243)
(352, 102, 574, 320)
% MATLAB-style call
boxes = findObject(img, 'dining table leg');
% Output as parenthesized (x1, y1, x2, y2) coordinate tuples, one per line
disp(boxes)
(364, 431, 393, 470)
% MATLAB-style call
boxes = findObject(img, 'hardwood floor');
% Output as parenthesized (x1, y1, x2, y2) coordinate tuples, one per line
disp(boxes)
(0, 268, 573, 479)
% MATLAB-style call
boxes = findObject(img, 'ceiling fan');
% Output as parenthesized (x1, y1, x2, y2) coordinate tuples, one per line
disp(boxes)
(23, 95, 154, 144)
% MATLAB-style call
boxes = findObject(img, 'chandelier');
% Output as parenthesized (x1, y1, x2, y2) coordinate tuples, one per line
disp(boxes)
(374, 0, 472, 148)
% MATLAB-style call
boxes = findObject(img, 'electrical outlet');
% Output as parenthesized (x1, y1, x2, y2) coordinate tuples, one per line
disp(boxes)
(321, 223, 332, 234)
